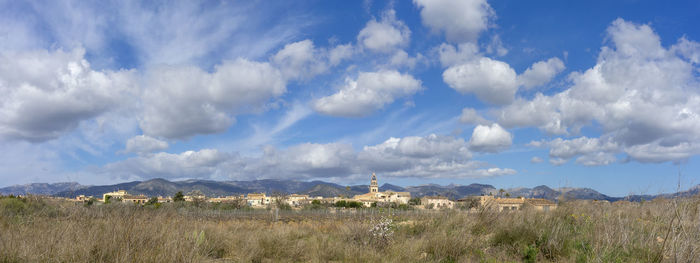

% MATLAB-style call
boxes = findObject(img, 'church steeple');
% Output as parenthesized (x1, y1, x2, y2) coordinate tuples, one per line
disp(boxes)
(370, 172, 378, 193)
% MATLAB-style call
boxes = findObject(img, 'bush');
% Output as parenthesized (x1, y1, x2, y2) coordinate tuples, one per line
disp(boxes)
(334, 200, 364, 208)
(145, 197, 159, 206)
(173, 191, 185, 202)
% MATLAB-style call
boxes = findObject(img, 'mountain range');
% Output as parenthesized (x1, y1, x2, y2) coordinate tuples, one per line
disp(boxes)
(1, 178, 698, 202)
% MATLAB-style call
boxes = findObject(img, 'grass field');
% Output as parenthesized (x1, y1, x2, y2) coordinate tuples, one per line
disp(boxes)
(1, 195, 698, 262)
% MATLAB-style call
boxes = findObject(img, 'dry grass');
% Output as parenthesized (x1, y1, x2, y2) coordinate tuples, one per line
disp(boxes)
(1, 195, 699, 262)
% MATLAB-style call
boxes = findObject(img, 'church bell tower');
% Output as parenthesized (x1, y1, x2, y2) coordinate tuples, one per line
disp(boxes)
(370, 172, 378, 193)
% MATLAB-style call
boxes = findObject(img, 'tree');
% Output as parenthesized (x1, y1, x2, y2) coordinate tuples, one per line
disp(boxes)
(187, 190, 206, 207)
(84, 197, 96, 206)
(408, 197, 421, 206)
(146, 197, 159, 206)
(270, 191, 289, 210)
(173, 191, 185, 202)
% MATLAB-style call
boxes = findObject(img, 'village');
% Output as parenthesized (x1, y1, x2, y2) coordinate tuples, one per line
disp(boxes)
(74, 173, 557, 212)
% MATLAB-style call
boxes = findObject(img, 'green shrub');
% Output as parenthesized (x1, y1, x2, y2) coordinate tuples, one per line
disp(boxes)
(523, 244, 538, 263)
(173, 191, 185, 202)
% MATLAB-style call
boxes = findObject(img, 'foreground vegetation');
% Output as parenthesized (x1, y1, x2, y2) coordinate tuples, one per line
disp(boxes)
(1, 195, 698, 262)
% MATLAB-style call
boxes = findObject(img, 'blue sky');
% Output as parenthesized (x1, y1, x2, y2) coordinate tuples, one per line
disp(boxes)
(0, 0, 699, 197)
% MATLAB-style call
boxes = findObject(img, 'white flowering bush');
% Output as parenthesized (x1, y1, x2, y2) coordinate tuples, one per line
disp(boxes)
(369, 217, 395, 248)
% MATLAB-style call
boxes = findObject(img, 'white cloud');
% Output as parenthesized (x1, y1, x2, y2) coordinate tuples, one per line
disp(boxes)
(98, 134, 515, 181)
(485, 35, 508, 57)
(498, 19, 700, 163)
(271, 39, 329, 81)
(671, 37, 700, 64)
(390, 50, 424, 69)
(443, 57, 518, 105)
(546, 137, 619, 160)
(6, 1, 306, 70)
(549, 158, 568, 166)
(468, 123, 512, 153)
(246, 143, 358, 179)
(0, 48, 136, 142)
(436, 43, 480, 67)
(625, 141, 700, 163)
(529, 137, 619, 166)
(357, 9, 411, 53)
(459, 108, 490, 125)
(328, 43, 354, 66)
(123, 135, 169, 155)
(358, 134, 514, 178)
(140, 58, 286, 139)
(517, 57, 565, 89)
(575, 152, 617, 166)
(117, 1, 309, 67)
(103, 149, 231, 180)
(530, 156, 543, 163)
(0, 141, 63, 186)
(413, 0, 493, 43)
(313, 70, 422, 117)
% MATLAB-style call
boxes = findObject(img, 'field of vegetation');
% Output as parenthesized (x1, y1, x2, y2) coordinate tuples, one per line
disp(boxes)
(1, 195, 698, 262)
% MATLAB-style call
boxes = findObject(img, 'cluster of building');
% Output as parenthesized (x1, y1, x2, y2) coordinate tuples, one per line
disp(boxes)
(74, 173, 556, 211)
(423, 195, 557, 212)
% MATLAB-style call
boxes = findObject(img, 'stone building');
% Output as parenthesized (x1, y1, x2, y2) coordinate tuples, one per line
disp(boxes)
(421, 196, 454, 209)
(352, 173, 411, 206)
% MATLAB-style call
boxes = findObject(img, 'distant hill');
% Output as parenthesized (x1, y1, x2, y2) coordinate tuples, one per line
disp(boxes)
(53, 179, 345, 198)
(4, 178, 698, 202)
(0, 182, 84, 195)
(405, 183, 497, 200)
(505, 185, 614, 201)
(380, 183, 406, 192)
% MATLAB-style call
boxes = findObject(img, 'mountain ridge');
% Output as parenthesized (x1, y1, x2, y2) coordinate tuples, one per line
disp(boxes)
(2, 179, 698, 202)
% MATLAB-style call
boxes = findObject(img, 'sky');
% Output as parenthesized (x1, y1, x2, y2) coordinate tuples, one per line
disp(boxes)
(0, 0, 699, 197)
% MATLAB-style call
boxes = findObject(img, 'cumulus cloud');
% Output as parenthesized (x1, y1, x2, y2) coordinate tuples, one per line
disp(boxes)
(103, 149, 231, 180)
(498, 19, 700, 163)
(530, 156, 543, 163)
(436, 43, 480, 67)
(443, 57, 518, 105)
(390, 50, 424, 69)
(313, 70, 422, 117)
(672, 37, 700, 64)
(546, 137, 619, 160)
(271, 40, 329, 80)
(245, 143, 358, 179)
(358, 134, 513, 178)
(123, 135, 169, 155)
(442, 55, 564, 105)
(459, 108, 490, 125)
(100, 134, 515, 180)
(140, 58, 286, 139)
(357, 9, 411, 53)
(468, 123, 512, 152)
(328, 43, 354, 66)
(485, 35, 508, 57)
(532, 137, 619, 166)
(0, 48, 136, 142)
(575, 152, 617, 166)
(549, 158, 568, 166)
(517, 57, 566, 89)
(413, 0, 493, 43)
